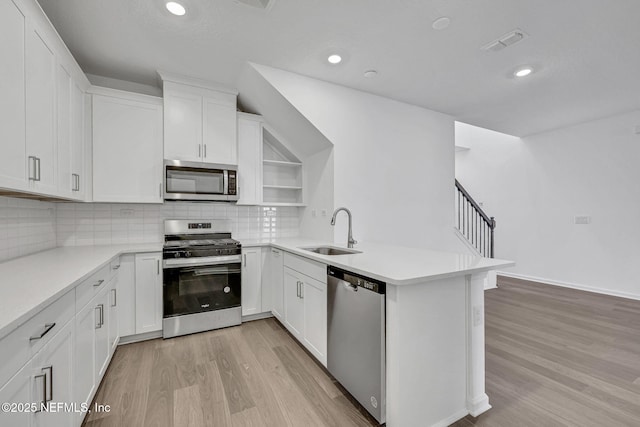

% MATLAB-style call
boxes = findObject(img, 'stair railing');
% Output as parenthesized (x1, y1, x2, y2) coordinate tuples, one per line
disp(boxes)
(455, 179, 496, 258)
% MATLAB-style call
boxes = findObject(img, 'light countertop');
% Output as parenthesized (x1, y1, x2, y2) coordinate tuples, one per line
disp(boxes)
(240, 238, 514, 286)
(0, 244, 162, 339)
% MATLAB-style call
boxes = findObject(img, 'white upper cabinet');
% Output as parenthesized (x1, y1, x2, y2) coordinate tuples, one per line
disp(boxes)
(203, 97, 237, 164)
(91, 88, 163, 203)
(163, 88, 202, 162)
(0, 0, 27, 191)
(160, 73, 238, 165)
(237, 113, 263, 205)
(0, 0, 89, 200)
(25, 20, 57, 195)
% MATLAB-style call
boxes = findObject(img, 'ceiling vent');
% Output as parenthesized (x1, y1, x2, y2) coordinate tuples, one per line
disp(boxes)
(234, 0, 275, 9)
(482, 29, 527, 52)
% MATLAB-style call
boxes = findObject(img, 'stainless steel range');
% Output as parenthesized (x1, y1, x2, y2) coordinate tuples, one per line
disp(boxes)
(162, 219, 242, 338)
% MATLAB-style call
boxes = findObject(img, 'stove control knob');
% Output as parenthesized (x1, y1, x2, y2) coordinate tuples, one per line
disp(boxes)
(174, 252, 180, 258)
(185, 251, 192, 258)
(224, 286, 231, 294)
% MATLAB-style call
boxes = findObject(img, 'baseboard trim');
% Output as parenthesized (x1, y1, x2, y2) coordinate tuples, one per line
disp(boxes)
(118, 330, 162, 345)
(498, 271, 640, 301)
(432, 408, 472, 427)
(242, 312, 274, 322)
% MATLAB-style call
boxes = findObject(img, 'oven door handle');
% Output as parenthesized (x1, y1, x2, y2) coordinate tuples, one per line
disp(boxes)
(163, 255, 242, 269)
(192, 267, 242, 276)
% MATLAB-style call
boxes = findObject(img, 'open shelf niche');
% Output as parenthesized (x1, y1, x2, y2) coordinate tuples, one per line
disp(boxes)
(262, 126, 305, 206)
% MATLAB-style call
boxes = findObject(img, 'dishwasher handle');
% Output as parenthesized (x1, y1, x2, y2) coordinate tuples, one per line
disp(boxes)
(327, 266, 386, 294)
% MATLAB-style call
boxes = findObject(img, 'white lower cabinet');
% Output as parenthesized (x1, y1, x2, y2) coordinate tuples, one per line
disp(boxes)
(241, 248, 262, 316)
(116, 255, 136, 338)
(0, 359, 32, 426)
(135, 253, 163, 334)
(32, 320, 75, 427)
(282, 264, 327, 366)
(94, 286, 110, 381)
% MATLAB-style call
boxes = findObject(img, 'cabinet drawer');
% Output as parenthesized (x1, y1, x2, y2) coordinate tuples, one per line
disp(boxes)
(284, 252, 326, 283)
(75, 263, 112, 311)
(0, 289, 74, 388)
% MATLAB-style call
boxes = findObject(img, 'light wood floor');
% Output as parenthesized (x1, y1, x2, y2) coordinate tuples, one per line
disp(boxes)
(454, 276, 640, 427)
(83, 317, 377, 427)
(85, 277, 640, 427)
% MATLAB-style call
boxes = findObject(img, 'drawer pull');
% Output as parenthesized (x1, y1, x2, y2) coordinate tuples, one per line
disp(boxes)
(112, 265, 121, 270)
(30, 323, 56, 341)
(93, 279, 105, 287)
(34, 372, 47, 412)
(43, 366, 53, 402)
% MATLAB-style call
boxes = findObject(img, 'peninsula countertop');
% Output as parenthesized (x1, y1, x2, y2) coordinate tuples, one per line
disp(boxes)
(240, 238, 514, 286)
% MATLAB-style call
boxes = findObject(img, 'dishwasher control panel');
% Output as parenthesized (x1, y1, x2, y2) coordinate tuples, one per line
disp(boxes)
(327, 266, 386, 294)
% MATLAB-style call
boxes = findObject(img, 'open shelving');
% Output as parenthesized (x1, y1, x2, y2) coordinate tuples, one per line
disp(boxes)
(262, 126, 304, 206)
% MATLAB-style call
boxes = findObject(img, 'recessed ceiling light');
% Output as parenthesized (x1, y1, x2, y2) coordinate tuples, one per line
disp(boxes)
(514, 67, 533, 78)
(364, 70, 378, 78)
(327, 54, 342, 64)
(432, 16, 451, 30)
(166, 1, 186, 16)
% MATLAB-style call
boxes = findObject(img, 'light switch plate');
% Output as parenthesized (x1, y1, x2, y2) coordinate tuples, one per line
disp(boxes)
(574, 215, 591, 225)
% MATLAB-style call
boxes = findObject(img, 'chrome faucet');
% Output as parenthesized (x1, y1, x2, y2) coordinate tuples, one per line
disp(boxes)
(331, 207, 357, 248)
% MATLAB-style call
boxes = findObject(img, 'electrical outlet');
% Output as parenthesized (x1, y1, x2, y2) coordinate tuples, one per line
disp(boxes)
(321, 209, 327, 217)
(120, 209, 134, 217)
(574, 215, 591, 225)
(473, 306, 483, 327)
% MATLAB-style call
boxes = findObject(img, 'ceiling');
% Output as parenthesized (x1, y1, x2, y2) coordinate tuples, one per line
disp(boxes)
(38, 0, 640, 136)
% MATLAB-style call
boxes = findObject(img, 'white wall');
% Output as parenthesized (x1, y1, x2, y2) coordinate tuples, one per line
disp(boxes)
(252, 64, 459, 251)
(455, 111, 640, 299)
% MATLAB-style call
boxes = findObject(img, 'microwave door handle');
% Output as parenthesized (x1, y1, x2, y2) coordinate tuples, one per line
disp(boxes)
(223, 170, 229, 196)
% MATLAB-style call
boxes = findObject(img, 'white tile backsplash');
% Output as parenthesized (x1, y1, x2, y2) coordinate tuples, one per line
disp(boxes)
(55, 202, 300, 247)
(0, 196, 57, 262)
(0, 196, 300, 263)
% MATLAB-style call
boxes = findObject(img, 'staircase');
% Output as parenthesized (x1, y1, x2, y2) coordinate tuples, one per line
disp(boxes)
(455, 179, 496, 258)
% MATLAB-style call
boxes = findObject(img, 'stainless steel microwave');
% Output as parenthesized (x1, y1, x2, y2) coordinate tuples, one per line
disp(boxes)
(164, 160, 238, 202)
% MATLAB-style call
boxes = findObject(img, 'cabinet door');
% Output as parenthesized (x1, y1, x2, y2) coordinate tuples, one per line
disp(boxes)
(303, 277, 327, 366)
(56, 63, 73, 198)
(270, 248, 284, 320)
(0, 0, 27, 191)
(70, 81, 85, 200)
(108, 277, 119, 353)
(241, 248, 262, 316)
(94, 290, 110, 380)
(116, 254, 136, 338)
(203, 99, 237, 164)
(135, 253, 163, 334)
(0, 359, 33, 427)
(92, 94, 163, 203)
(164, 91, 202, 162)
(74, 301, 96, 409)
(32, 320, 74, 427)
(237, 116, 262, 205)
(283, 268, 304, 339)
(25, 21, 57, 194)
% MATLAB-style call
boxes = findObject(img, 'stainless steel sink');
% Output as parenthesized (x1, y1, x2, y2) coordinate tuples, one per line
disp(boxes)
(300, 246, 362, 256)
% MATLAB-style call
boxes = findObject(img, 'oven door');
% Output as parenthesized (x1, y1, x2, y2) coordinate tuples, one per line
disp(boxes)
(163, 262, 241, 318)
(164, 160, 232, 201)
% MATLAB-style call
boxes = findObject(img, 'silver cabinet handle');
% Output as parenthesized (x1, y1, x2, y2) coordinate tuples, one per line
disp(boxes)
(34, 372, 47, 412)
(93, 279, 104, 287)
(43, 366, 53, 402)
(28, 156, 37, 181)
(95, 306, 101, 329)
(77, 174, 80, 191)
(243, 253, 247, 267)
(36, 157, 41, 182)
(99, 304, 104, 326)
(30, 323, 56, 341)
(272, 249, 280, 256)
(199, 144, 202, 158)
(157, 259, 160, 275)
(204, 144, 207, 158)
(72, 173, 80, 191)
(300, 282, 304, 299)
(111, 288, 117, 307)
(159, 183, 162, 198)
(112, 265, 120, 270)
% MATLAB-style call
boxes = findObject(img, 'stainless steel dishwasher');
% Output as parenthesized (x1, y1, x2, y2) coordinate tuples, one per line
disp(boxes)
(327, 266, 386, 424)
